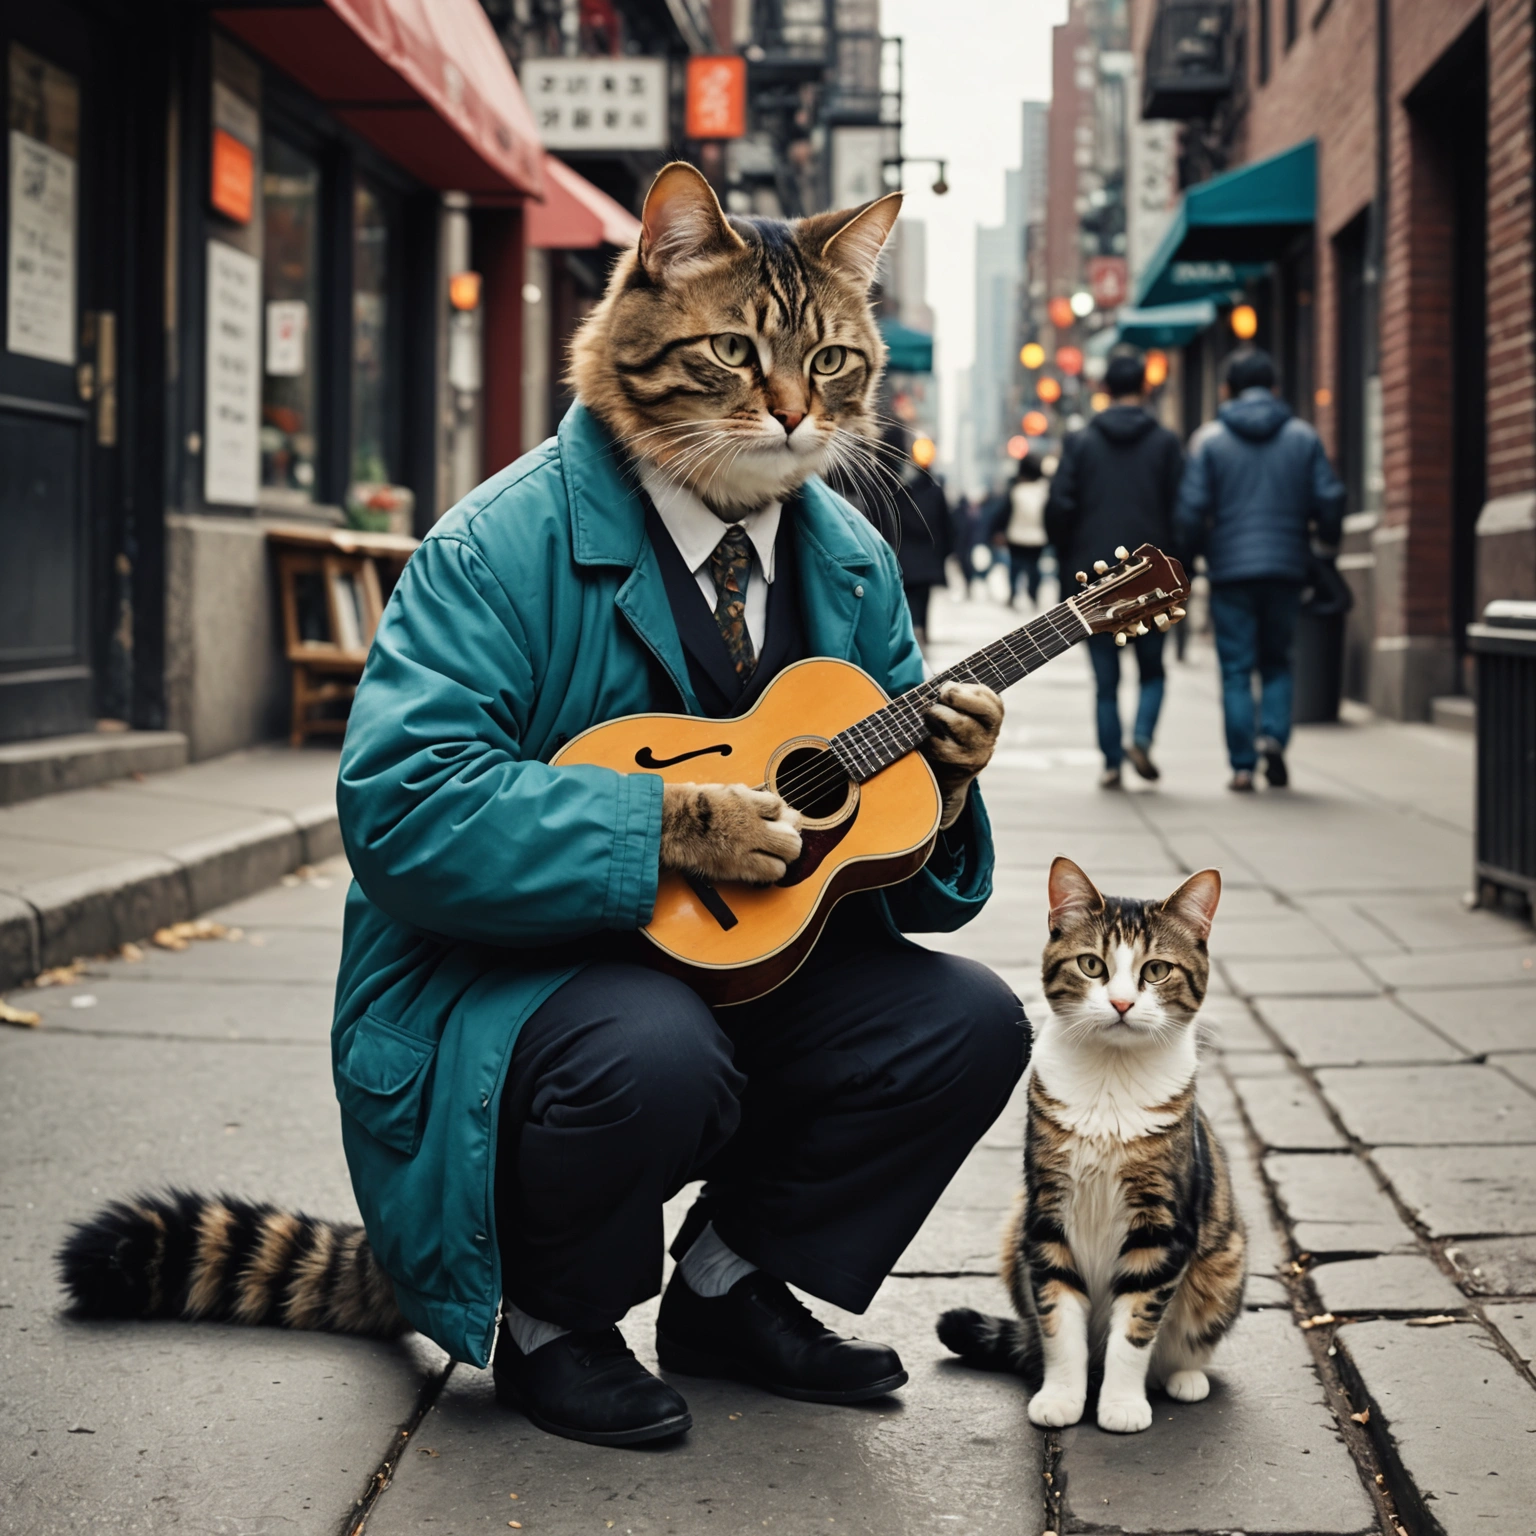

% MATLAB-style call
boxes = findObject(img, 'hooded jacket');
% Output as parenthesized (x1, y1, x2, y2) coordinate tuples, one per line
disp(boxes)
(1044, 405, 1184, 579)
(1174, 388, 1346, 584)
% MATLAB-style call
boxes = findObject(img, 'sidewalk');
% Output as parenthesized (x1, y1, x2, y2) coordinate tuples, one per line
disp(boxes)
(2, 583, 1533, 1536)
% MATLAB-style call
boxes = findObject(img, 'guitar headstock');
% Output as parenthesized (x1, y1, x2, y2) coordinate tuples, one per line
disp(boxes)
(1071, 544, 1189, 647)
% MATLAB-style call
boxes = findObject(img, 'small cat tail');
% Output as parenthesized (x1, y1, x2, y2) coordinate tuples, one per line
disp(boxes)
(936, 1307, 1040, 1374)
(56, 1190, 409, 1339)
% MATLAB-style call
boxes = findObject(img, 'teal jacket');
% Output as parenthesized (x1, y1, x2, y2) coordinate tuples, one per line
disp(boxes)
(332, 403, 995, 1366)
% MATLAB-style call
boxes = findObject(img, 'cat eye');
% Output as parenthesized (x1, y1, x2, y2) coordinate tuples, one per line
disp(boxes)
(1076, 954, 1107, 979)
(810, 345, 847, 376)
(710, 333, 753, 367)
(1143, 960, 1172, 983)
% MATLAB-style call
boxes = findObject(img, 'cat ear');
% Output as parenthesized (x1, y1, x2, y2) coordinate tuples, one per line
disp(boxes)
(805, 191, 904, 289)
(1048, 856, 1104, 928)
(1162, 869, 1222, 941)
(639, 162, 744, 281)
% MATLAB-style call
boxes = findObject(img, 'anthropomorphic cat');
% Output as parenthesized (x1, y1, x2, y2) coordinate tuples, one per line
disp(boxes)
(938, 857, 1244, 1433)
(60, 163, 1026, 1451)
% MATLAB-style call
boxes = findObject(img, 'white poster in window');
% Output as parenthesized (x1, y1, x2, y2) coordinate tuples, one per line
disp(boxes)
(7, 130, 76, 364)
(265, 299, 308, 376)
(520, 58, 668, 150)
(831, 126, 885, 212)
(205, 239, 261, 507)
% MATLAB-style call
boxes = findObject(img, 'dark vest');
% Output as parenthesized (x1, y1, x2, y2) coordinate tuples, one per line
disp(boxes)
(644, 501, 806, 720)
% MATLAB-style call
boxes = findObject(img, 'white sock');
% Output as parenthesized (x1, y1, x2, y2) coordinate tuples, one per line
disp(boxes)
(676, 1221, 758, 1298)
(502, 1300, 570, 1355)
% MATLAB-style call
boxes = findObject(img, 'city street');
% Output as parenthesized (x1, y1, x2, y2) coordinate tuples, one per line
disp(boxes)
(3, 584, 1532, 1536)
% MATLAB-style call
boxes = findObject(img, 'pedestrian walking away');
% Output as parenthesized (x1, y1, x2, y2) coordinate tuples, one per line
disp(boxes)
(893, 450, 954, 644)
(1004, 453, 1049, 609)
(1175, 349, 1346, 792)
(1045, 351, 1185, 788)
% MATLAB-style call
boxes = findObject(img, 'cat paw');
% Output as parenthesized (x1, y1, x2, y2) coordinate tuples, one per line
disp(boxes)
(1096, 1395, 1153, 1434)
(1164, 1369, 1209, 1403)
(1027, 1387, 1085, 1428)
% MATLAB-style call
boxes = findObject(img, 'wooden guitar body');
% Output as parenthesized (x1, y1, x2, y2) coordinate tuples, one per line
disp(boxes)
(551, 657, 942, 1005)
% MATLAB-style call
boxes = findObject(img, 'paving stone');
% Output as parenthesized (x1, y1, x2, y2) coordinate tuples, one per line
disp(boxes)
(1229, 1071, 1348, 1151)
(1200, 998, 1273, 1052)
(1360, 893, 1534, 952)
(1221, 955, 1380, 997)
(1496, 1053, 1536, 1094)
(1245, 1274, 1291, 1307)
(1254, 995, 1464, 1066)
(1444, 1238, 1536, 1297)
(1394, 984, 1536, 1054)
(1368, 945, 1536, 990)
(893, 1146, 1017, 1274)
(111, 923, 344, 985)
(1483, 1302, 1536, 1367)
(1315, 1064, 1536, 1145)
(1264, 1152, 1418, 1256)
(205, 855, 352, 931)
(1335, 1319, 1536, 1536)
(1293, 894, 1408, 957)
(1056, 1309, 1376, 1535)
(364, 1277, 1047, 1536)
(1199, 1072, 1288, 1280)
(1373, 1146, 1536, 1237)
(1210, 911, 1344, 959)
(1308, 1255, 1466, 1315)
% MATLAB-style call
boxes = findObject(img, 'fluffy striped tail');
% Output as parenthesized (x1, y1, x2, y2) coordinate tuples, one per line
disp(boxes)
(936, 1307, 1041, 1376)
(57, 1191, 408, 1338)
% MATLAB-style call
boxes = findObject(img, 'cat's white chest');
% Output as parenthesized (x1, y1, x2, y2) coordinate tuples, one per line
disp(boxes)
(1058, 1138, 1130, 1337)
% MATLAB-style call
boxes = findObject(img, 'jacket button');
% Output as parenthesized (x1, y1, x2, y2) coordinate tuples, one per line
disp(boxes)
(854, 584, 864, 598)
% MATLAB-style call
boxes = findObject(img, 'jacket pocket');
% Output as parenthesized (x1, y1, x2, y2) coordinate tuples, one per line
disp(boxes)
(335, 1013, 438, 1157)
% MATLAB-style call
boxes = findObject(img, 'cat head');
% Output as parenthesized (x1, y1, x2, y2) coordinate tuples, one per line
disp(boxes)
(569, 162, 902, 518)
(1041, 856, 1221, 1049)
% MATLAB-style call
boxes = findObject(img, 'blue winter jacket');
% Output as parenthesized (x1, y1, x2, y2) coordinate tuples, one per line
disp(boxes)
(1173, 389, 1345, 584)
(331, 403, 995, 1367)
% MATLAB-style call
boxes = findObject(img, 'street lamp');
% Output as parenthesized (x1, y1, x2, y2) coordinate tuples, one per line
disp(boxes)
(898, 156, 949, 195)
(1070, 290, 1094, 318)
(1020, 341, 1045, 370)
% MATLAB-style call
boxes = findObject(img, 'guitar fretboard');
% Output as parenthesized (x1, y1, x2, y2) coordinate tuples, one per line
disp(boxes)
(830, 598, 1092, 783)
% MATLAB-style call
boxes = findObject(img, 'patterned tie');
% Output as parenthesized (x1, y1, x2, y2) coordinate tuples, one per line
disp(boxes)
(707, 524, 757, 679)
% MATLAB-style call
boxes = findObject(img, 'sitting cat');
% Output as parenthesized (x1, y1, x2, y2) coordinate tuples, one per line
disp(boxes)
(938, 856, 1244, 1433)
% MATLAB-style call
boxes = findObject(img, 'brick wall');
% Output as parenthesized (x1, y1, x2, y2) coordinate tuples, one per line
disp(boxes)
(1047, 6, 1090, 299)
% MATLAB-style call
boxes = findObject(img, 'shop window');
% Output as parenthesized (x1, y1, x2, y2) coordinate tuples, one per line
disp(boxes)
(261, 135, 320, 503)
(351, 180, 396, 486)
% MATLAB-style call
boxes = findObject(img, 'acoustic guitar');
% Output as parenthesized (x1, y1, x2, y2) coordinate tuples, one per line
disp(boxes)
(554, 542, 1188, 1004)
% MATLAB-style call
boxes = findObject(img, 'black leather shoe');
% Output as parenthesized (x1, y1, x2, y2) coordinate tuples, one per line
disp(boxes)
(493, 1322, 692, 1447)
(656, 1271, 907, 1404)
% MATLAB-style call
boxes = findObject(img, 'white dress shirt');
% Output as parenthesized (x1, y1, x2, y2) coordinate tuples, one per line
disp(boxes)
(639, 463, 781, 653)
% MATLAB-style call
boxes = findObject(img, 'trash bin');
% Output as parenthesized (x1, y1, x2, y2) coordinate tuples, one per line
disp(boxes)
(1468, 600, 1536, 908)
(1291, 554, 1353, 724)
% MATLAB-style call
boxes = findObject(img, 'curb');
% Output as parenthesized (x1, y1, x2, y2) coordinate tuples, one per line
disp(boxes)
(0, 807, 340, 992)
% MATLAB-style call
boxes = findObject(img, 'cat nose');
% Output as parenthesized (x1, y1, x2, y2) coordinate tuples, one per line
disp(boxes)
(1110, 998, 1134, 1015)
(773, 409, 805, 436)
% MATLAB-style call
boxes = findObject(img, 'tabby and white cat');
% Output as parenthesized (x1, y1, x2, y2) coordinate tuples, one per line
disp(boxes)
(939, 857, 1245, 1434)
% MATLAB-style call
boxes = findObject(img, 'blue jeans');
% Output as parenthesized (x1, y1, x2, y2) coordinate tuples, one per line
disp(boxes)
(1087, 630, 1165, 769)
(1208, 580, 1305, 770)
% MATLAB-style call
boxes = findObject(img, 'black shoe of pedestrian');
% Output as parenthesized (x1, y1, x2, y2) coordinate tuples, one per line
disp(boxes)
(1258, 737, 1289, 788)
(1125, 743, 1160, 782)
(656, 1272, 907, 1404)
(493, 1322, 692, 1447)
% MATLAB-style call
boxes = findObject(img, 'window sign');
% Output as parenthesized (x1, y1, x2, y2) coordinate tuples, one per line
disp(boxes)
(831, 126, 884, 211)
(520, 58, 668, 151)
(205, 239, 262, 506)
(6, 44, 78, 366)
(351, 182, 394, 485)
(210, 80, 258, 225)
(265, 300, 307, 376)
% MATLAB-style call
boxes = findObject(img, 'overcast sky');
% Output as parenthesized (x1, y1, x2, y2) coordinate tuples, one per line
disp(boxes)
(880, 0, 1066, 469)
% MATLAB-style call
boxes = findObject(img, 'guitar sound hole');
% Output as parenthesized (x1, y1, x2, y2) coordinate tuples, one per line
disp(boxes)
(773, 745, 850, 821)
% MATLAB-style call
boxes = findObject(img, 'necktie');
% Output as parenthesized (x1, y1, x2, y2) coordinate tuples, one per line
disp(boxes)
(707, 524, 757, 679)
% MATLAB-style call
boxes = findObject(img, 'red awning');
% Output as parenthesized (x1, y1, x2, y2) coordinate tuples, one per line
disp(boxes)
(528, 154, 642, 250)
(215, 0, 544, 198)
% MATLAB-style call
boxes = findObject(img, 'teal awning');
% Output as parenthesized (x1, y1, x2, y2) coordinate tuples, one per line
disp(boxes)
(879, 317, 933, 373)
(1115, 301, 1217, 348)
(1135, 139, 1316, 308)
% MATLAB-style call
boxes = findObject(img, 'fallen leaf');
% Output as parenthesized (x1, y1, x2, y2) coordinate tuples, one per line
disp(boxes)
(0, 1001, 42, 1028)
(118, 942, 144, 962)
(508, 1523, 521, 1529)
(35, 963, 84, 987)
(1350, 1408, 1370, 1424)
(1299, 1313, 1335, 1330)
(1406, 1314, 1457, 1327)
(152, 928, 189, 951)
(508, 1493, 518, 1500)
(420, 1448, 439, 1457)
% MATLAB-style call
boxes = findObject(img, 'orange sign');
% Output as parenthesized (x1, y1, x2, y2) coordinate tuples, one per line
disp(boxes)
(1048, 295, 1075, 331)
(1056, 346, 1084, 377)
(686, 56, 747, 140)
(210, 128, 254, 225)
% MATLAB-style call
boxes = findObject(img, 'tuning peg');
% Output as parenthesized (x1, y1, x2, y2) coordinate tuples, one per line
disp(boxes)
(1075, 570, 1089, 585)
(1170, 606, 1187, 621)
(1093, 560, 1109, 575)
(1114, 631, 1128, 648)
(1135, 620, 1149, 636)
(1154, 613, 1170, 631)
(1114, 545, 1129, 561)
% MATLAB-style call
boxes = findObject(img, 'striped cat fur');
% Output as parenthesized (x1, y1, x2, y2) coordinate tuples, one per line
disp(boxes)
(57, 1191, 407, 1337)
(938, 857, 1245, 1434)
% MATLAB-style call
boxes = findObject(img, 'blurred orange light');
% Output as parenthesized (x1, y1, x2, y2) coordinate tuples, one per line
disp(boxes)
(1006, 434, 1029, 459)
(1037, 376, 1062, 404)
(1144, 350, 1169, 388)
(1315, 386, 1333, 407)
(1230, 304, 1258, 340)
(449, 271, 482, 311)
(1056, 346, 1084, 377)
(1022, 411, 1049, 437)
(1020, 341, 1045, 370)
(911, 436, 937, 469)
(1048, 296, 1075, 331)
(1090, 391, 1110, 412)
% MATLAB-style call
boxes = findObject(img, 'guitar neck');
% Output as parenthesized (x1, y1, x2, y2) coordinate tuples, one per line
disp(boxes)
(830, 597, 1092, 783)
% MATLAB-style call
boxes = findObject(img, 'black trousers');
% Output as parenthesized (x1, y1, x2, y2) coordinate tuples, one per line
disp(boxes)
(493, 907, 1029, 1331)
